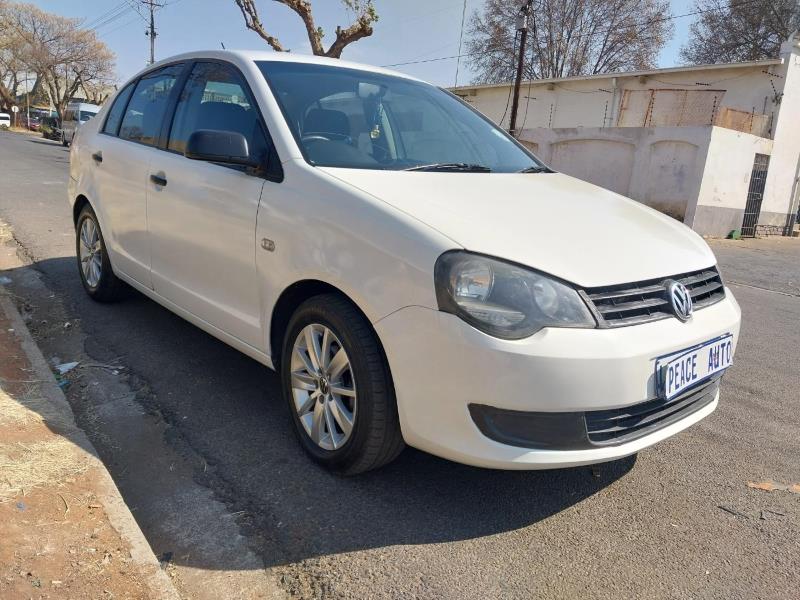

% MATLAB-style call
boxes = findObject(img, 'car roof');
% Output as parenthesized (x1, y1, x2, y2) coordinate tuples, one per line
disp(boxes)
(137, 49, 424, 85)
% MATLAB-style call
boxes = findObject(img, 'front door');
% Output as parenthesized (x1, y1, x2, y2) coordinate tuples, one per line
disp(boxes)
(147, 61, 273, 350)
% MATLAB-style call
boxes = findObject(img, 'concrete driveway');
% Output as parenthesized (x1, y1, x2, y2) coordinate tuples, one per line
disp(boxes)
(0, 129, 798, 599)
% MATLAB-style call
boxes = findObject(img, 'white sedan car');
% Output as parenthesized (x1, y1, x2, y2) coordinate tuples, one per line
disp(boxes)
(68, 51, 741, 474)
(0, 112, 11, 128)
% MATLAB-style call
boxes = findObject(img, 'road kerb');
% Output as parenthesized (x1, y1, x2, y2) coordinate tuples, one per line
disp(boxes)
(0, 293, 182, 600)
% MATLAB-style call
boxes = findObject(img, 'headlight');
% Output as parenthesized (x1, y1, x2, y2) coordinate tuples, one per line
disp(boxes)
(434, 251, 596, 339)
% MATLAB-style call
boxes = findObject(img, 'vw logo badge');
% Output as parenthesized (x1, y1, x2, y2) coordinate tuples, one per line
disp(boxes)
(666, 280, 693, 322)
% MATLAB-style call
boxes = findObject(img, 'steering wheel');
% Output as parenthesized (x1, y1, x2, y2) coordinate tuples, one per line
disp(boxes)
(301, 132, 352, 144)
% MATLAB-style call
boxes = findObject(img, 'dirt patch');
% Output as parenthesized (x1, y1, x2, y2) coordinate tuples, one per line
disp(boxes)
(0, 437, 91, 500)
(0, 305, 172, 599)
(0, 471, 152, 599)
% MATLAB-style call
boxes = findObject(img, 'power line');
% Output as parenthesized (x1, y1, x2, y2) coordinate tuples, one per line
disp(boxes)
(404, 41, 462, 64)
(97, 16, 142, 39)
(88, 4, 135, 33)
(382, 0, 766, 69)
(84, 2, 130, 30)
(124, 0, 151, 25)
(453, 0, 468, 87)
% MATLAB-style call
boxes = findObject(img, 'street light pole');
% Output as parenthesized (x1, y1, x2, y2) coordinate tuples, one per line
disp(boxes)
(508, 1, 532, 137)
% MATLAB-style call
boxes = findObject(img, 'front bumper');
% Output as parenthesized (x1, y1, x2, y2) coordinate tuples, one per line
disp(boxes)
(374, 290, 741, 469)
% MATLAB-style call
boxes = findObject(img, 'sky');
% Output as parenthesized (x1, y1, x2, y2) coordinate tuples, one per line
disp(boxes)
(29, 0, 697, 87)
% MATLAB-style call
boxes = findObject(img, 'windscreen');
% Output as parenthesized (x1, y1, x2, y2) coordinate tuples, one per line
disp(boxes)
(257, 61, 544, 173)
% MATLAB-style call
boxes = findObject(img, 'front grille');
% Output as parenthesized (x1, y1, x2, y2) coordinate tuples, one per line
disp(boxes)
(585, 379, 719, 446)
(581, 267, 726, 328)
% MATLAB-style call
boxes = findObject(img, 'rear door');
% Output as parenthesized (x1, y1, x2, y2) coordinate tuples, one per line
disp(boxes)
(90, 64, 184, 287)
(147, 61, 275, 349)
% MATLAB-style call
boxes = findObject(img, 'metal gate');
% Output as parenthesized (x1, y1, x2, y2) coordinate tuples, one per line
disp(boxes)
(741, 153, 770, 237)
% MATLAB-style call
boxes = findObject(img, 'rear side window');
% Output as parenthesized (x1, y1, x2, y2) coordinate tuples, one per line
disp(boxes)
(119, 64, 183, 146)
(102, 84, 134, 135)
(167, 61, 269, 163)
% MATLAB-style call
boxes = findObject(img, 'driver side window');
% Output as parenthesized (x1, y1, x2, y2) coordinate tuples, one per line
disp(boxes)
(167, 61, 270, 165)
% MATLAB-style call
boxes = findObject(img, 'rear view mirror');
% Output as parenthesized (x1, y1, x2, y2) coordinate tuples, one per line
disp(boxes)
(358, 82, 386, 99)
(185, 129, 259, 168)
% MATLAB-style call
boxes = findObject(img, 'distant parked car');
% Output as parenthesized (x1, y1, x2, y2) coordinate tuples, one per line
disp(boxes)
(61, 102, 100, 146)
(0, 112, 10, 128)
(41, 116, 61, 141)
(26, 115, 41, 131)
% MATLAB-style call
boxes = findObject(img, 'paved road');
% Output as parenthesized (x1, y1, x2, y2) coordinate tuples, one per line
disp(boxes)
(1, 130, 799, 599)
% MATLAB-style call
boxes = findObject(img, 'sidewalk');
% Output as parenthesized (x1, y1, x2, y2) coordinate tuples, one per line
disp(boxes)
(0, 293, 180, 599)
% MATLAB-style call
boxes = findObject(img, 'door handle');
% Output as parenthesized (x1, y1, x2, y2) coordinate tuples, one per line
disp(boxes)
(150, 174, 167, 187)
(91, 151, 103, 163)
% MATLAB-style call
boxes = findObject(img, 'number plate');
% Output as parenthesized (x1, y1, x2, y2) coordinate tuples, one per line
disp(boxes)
(656, 334, 733, 400)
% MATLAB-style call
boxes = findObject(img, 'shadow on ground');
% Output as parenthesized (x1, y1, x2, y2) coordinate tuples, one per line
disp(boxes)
(5, 256, 636, 572)
(26, 138, 65, 148)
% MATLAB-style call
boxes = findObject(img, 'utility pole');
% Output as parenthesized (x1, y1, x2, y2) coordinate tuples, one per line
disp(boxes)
(25, 70, 30, 127)
(508, 0, 532, 137)
(143, 0, 162, 64)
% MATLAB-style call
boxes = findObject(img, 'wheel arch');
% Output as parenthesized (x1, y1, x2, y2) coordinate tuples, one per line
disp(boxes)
(269, 279, 390, 373)
(73, 194, 91, 227)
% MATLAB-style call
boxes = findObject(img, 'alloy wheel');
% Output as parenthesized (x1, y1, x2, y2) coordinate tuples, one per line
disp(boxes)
(79, 217, 103, 288)
(290, 323, 357, 451)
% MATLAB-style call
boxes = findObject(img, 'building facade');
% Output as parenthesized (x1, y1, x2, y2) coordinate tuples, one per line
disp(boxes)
(452, 35, 800, 237)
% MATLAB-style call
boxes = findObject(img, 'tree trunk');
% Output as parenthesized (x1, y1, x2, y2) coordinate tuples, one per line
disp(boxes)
(0, 82, 13, 111)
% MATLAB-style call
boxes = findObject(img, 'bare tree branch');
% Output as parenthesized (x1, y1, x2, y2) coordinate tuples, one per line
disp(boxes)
(232, 0, 377, 58)
(466, 0, 673, 84)
(1, 2, 115, 117)
(234, 0, 286, 52)
(681, 0, 799, 65)
(0, 0, 20, 109)
(281, 0, 325, 55)
(325, 6, 377, 58)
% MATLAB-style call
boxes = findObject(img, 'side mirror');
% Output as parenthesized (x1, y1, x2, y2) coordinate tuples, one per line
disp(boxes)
(185, 129, 259, 168)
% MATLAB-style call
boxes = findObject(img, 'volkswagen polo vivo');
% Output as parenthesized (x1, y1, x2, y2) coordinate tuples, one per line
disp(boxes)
(68, 51, 741, 474)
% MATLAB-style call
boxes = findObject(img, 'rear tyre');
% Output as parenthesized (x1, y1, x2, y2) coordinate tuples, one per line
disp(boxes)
(281, 294, 404, 475)
(75, 205, 127, 302)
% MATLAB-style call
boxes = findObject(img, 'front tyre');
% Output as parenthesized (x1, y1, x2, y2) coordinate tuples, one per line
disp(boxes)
(76, 205, 126, 302)
(282, 294, 404, 475)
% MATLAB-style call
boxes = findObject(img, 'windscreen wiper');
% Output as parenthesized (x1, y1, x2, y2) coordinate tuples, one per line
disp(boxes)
(517, 165, 552, 173)
(403, 162, 492, 172)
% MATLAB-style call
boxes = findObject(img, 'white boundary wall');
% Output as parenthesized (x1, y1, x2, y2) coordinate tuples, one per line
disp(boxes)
(521, 126, 774, 237)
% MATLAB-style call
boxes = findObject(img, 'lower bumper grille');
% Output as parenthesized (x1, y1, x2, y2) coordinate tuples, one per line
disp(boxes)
(469, 379, 720, 451)
(585, 379, 719, 446)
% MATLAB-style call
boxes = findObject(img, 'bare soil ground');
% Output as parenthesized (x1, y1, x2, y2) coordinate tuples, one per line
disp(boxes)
(0, 305, 173, 599)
